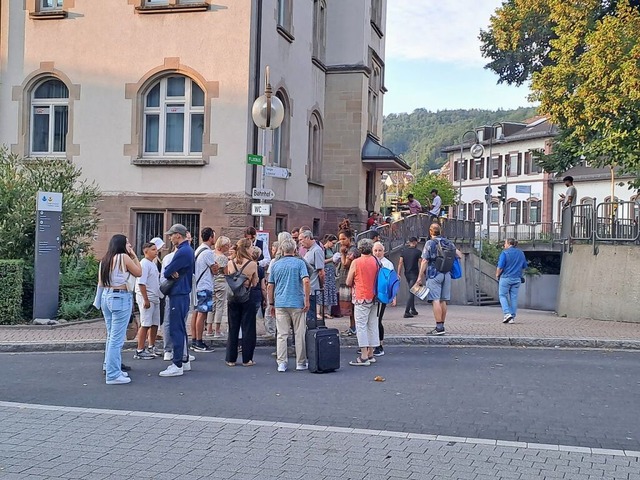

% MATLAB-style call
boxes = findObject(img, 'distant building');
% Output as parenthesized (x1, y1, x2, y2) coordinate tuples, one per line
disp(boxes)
(443, 118, 558, 239)
(0, 0, 407, 254)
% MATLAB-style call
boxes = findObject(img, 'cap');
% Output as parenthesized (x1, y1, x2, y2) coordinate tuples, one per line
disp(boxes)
(408, 236, 418, 243)
(149, 237, 165, 250)
(165, 223, 187, 236)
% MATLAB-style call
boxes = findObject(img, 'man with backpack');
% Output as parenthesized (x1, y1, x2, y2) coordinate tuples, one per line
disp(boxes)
(416, 223, 462, 336)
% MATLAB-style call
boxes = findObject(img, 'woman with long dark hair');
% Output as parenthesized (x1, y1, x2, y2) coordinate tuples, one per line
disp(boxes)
(98, 234, 141, 385)
(225, 238, 258, 367)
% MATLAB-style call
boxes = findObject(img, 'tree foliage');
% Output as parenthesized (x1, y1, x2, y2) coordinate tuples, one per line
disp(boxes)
(409, 174, 457, 211)
(383, 107, 538, 174)
(482, 0, 640, 188)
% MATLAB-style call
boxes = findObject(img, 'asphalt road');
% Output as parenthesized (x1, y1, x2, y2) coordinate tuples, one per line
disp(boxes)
(2, 346, 638, 451)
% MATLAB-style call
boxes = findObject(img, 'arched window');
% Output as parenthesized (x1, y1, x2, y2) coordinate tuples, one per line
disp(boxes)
(507, 200, 521, 224)
(472, 201, 483, 223)
(308, 111, 323, 183)
(312, 0, 327, 61)
(524, 198, 541, 224)
(272, 90, 290, 167)
(30, 78, 69, 155)
(457, 202, 467, 221)
(143, 75, 204, 157)
(580, 197, 594, 205)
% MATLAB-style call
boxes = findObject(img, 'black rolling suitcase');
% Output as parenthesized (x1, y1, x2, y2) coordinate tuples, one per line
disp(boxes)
(306, 290, 340, 373)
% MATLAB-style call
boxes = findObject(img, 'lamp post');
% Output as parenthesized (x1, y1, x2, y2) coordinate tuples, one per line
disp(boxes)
(485, 122, 504, 242)
(458, 130, 484, 220)
(251, 66, 285, 231)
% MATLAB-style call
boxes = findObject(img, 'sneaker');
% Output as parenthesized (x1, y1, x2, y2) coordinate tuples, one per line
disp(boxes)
(134, 349, 155, 360)
(163, 352, 173, 361)
(214, 332, 225, 338)
(410, 310, 419, 316)
(403, 313, 414, 318)
(426, 328, 445, 336)
(204, 332, 215, 338)
(503, 314, 514, 324)
(506, 317, 515, 324)
(342, 327, 356, 336)
(277, 362, 288, 372)
(296, 362, 309, 371)
(182, 361, 191, 372)
(121, 363, 132, 372)
(102, 371, 129, 377)
(188, 354, 196, 362)
(106, 374, 131, 385)
(159, 364, 183, 377)
(192, 342, 214, 353)
(149, 346, 163, 357)
(373, 346, 384, 357)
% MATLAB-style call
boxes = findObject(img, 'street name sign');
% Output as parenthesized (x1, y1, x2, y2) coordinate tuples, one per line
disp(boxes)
(515, 185, 532, 194)
(247, 154, 263, 166)
(252, 188, 276, 200)
(251, 203, 272, 216)
(264, 166, 290, 179)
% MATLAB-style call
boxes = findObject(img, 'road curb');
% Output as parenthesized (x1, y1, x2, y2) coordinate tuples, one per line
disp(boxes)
(1, 335, 639, 353)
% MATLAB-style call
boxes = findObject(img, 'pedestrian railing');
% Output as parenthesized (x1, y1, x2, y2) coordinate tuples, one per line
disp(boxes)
(501, 223, 561, 243)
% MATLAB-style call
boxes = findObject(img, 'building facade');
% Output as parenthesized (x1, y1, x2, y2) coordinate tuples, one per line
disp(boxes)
(443, 118, 558, 239)
(0, 0, 406, 254)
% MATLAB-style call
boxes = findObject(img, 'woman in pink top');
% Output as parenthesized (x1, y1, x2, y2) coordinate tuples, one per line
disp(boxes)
(346, 238, 380, 365)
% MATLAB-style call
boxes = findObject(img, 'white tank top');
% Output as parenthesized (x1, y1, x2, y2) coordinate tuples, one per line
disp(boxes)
(108, 254, 129, 286)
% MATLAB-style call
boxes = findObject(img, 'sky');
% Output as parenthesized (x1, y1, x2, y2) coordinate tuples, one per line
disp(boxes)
(383, 1, 536, 115)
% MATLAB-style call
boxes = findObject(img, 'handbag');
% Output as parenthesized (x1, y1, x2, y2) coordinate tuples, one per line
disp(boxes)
(160, 278, 177, 296)
(226, 261, 252, 304)
(450, 257, 462, 280)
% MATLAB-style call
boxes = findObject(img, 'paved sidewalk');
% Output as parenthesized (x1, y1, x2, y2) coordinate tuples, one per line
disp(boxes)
(1, 305, 639, 351)
(1, 402, 638, 480)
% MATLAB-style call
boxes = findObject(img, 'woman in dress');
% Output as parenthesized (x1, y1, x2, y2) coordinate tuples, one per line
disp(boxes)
(321, 234, 338, 318)
(98, 234, 141, 385)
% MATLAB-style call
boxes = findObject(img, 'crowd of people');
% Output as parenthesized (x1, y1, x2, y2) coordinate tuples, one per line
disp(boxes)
(95, 216, 527, 385)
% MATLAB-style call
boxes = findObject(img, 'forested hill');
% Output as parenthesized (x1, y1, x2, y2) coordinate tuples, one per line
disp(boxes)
(382, 107, 538, 174)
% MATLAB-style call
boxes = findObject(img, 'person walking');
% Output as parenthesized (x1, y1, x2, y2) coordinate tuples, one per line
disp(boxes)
(225, 238, 259, 367)
(372, 241, 395, 357)
(347, 238, 379, 365)
(97, 234, 142, 385)
(496, 238, 528, 323)
(397, 236, 421, 318)
(159, 224, 195, 377)
(416, 223, 461, 336)
(267, 238, 310, 372)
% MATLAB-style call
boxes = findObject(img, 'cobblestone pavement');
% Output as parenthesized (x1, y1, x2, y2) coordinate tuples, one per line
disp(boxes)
(1, 305, 639, 346)
(1, 403, 638, 480)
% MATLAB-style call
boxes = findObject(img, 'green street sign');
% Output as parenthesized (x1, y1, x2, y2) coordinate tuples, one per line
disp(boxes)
(247, 154, 263, 166)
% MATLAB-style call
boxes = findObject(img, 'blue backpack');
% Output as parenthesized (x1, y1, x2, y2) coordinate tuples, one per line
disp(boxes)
(375, 259, 400, 304)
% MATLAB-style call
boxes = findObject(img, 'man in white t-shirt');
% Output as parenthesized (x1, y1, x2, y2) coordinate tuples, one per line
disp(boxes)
(134, 242, 162, 360)
(191, 227, 217, 353)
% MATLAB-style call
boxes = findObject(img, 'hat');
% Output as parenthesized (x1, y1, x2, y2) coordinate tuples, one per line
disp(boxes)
(149, 237, 165, 250)
(165, 224, 187, 236)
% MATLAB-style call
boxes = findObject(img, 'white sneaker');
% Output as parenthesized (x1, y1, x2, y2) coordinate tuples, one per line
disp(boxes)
(106, 375, 131, 385)
(159, 364, 183, 377)
(277, 362, 288, 372)
(163, 352, 173, 361)
(182, 361, 191, 372)
(296, 362, 309, 371)
(189, 354, 196, 362)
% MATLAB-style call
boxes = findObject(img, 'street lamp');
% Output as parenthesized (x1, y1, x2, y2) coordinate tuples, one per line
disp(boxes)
(251, 66, 285, 231)
(485, 122, 505, 242)
(458, 130, 484, 220)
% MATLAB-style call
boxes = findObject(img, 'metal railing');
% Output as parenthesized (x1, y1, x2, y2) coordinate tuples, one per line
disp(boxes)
(355, 214, 476, 253)
(501, 223, 562, 243)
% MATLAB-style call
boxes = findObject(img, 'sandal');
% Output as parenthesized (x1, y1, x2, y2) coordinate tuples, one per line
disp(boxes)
(349, 357, 370, 366)
(243, 360, 256, 367)
(324, 314, 333, 319)
(225, 361, 236, 367)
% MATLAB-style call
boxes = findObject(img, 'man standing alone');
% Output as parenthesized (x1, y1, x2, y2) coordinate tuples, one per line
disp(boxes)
(427, 189, 442, 222)
(496, 238, 528, 324)
(159, 224, 195, 377)
(397, 236, 421, 318)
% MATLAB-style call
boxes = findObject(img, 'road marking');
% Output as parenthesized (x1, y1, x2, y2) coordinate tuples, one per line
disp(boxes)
(0, 400, 637, 457)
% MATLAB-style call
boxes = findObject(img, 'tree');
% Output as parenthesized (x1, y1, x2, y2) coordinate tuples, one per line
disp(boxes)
(409, 173, 457, 211)
(482, 0, 640, 187)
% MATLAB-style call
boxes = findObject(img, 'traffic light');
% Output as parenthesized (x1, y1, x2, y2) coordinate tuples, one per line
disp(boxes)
(498, 184, 507, 202)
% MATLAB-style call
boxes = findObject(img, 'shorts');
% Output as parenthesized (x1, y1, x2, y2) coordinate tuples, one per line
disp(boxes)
(136, 295, 161, 327)
(426, 273, 451, 302)
(196, 290, 214, 313)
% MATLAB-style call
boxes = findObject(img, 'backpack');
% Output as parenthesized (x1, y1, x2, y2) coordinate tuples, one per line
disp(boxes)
(375, 258, 400, 304)
(433, 238, 456, 274)
(225, 261, 252, 304)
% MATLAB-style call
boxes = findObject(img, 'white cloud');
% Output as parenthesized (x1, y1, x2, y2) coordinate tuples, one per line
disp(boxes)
(386, 0, 503, 65)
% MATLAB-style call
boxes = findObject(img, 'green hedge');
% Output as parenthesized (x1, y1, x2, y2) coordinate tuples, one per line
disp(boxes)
(0, 260, 24, 325)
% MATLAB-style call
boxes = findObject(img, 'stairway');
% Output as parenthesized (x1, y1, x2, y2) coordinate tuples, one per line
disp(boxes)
(475, 288, 500, 306)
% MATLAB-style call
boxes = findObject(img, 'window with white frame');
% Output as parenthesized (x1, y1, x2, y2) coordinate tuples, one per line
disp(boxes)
(308, 111, 323, 183)
(272, 90, 290, 167)
(30, 79, 69, 156)
(490, 155, 502, 177)
(490, 201, 499, 224)
(527, 200, 541, 223)
(506, 153, 519, 177)
(312, 0, 327, 61)
(473, 202, 483, 223)
(508, 200, 521, 224)
(473, 158, 484, 179)
(143, 75, 205, 157)
(524, 150, 542, 174)
(458, 203, 467, 221)
(368, 59, 382, 134)
(40, 0, 63, 10)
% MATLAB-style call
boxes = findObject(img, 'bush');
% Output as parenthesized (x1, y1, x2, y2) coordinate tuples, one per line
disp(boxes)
(0, 260, 24, 325)
(477, 241, 503, 266)
(58, 254, 101, 320)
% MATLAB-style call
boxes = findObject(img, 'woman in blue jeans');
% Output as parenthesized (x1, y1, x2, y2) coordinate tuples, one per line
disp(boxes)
(98, 235, 141, 385)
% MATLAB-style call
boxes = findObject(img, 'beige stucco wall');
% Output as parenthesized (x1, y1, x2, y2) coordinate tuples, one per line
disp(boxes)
(1, 0, 253, 195)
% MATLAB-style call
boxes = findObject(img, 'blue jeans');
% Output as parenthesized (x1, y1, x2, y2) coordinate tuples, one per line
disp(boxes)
(499, 276, 521, 317)
(168, 294, 189, 368)
(102, 289, 133, 382)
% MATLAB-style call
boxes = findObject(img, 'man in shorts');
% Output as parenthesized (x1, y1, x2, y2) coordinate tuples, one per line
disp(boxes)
(192, 227, 217, 352)
(134, 242, 162, 359)
(416, 223, 461, 336)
